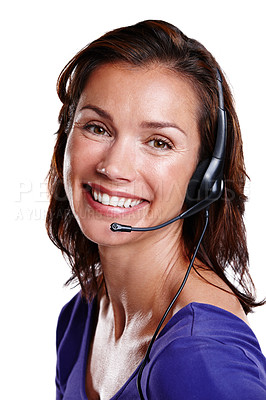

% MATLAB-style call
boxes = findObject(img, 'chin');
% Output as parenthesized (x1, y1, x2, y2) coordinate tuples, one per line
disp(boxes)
(70, 190, 151, 245)
(75, 216, 132, 247)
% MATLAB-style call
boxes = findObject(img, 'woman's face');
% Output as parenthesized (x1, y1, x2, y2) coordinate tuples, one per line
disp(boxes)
(63, 63, 201, 246)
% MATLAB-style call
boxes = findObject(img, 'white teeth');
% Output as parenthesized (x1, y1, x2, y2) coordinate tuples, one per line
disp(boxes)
(92, 190, 98, 201)
(124, 198, 132, 208)
(91, 188, 143, 208)
(101, 193, 110, 205)
(109, 196, 119, 206)
(118, 197, 126, 207)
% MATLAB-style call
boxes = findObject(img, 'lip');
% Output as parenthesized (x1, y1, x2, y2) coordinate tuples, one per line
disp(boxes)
(82, 183, 149, 217)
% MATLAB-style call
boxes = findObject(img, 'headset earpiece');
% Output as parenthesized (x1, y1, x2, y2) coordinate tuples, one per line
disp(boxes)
(185, 70, 227, 210)
(185, 158, 210, 207)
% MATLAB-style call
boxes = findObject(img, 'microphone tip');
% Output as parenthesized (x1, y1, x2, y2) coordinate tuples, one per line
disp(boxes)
(110, 223, 119, 231)
(110, 223, 132, 232)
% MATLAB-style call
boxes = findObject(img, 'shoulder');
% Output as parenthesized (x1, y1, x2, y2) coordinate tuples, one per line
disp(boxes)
(55, 293, 95, 398)
(143, 303, 266, 400)
(56, 292, 89, 350)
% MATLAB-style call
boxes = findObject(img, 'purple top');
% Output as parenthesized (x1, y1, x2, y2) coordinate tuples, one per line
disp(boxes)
(56, 293, 266, 399)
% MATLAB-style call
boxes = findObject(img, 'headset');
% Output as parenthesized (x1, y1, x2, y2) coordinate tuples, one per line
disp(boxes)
(110, 69, 227, 399)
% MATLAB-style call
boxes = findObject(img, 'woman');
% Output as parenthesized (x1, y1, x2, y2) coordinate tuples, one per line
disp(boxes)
(46, 20, 266, 399)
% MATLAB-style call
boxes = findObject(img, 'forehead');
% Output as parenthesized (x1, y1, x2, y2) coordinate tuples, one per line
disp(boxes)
(77, 63, 200, 130)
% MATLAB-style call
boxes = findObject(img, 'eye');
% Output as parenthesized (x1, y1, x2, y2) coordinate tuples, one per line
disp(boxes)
(83, 123, 109, 136)
(148, 138, 173, 150)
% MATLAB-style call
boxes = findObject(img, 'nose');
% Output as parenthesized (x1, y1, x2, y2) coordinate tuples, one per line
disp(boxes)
(96, 137, 137, 182)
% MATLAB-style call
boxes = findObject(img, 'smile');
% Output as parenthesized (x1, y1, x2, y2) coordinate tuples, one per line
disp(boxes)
(83, 184, 144, 208)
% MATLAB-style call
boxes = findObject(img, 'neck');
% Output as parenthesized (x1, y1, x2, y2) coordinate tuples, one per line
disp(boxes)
(98, 223, 189, 339)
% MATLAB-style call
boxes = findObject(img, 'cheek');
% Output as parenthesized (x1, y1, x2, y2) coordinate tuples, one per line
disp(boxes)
(63, 134, 92, 185)
(63, 134, 89, 205)
(62, 137, 76, 211)
(63, 133, 106, 208)
(156, 160, 194, 202)
(150, 155, 197, 211)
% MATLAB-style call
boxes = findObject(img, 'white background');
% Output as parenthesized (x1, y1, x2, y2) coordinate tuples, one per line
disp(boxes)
(1, 0, 265, 398)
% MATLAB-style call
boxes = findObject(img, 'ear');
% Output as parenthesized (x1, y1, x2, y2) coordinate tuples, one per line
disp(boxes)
(185, 158, 210, 207)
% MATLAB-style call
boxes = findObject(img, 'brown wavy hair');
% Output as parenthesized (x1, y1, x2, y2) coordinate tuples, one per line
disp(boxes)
(46, 20, 264, 313)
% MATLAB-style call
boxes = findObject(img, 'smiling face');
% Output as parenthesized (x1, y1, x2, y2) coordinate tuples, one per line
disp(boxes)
(63, 63, 201, 246)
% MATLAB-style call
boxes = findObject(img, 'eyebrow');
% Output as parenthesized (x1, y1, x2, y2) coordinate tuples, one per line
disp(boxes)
(140, 121, 187, 136)
(79, 104, 113, 122)
(79, 104, 186, 136)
